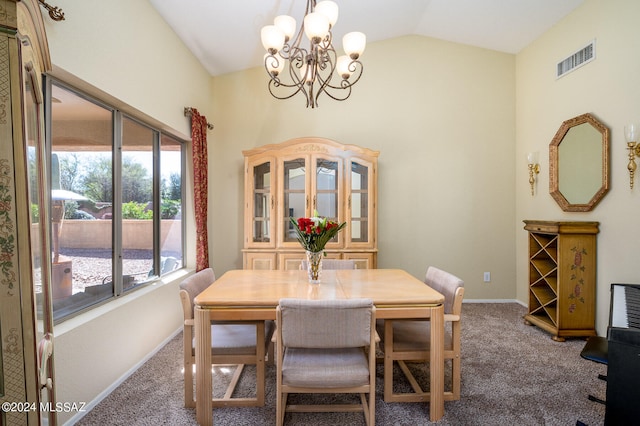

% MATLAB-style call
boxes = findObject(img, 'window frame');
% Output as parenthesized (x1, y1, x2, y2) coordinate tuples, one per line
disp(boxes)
(44, 75, 186, 323)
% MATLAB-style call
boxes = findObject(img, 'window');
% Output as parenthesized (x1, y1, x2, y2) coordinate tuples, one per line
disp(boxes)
(45, 77, 184, 322)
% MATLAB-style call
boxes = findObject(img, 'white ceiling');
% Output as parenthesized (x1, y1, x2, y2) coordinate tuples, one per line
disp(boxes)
(149, 0, 584, 77)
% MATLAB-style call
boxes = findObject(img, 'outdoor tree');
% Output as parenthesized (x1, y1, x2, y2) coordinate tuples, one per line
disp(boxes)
(163, 172, 181, 201)
(81, 156, 152, 203)
(81, 156, 113, 202)
(121, 157, 152, 203)
(59, 153, 82, 193)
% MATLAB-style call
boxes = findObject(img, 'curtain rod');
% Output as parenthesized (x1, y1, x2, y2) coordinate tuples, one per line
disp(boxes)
(184, 107, 214, 130)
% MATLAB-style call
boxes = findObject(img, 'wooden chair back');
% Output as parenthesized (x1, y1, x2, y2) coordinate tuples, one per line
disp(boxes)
(276, 298, 376, 425)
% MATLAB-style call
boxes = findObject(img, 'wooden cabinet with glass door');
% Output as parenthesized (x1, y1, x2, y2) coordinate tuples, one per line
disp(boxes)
(243, 138, 378, 269)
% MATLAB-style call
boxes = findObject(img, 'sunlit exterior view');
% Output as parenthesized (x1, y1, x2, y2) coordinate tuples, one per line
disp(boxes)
(41, 79, 185, 322)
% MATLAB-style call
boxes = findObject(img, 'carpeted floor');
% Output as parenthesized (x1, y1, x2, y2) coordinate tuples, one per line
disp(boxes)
(75, 303, 606, 425)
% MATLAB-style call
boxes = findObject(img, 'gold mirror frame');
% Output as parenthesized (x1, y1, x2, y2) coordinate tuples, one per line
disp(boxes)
(549, 113, 609, 212)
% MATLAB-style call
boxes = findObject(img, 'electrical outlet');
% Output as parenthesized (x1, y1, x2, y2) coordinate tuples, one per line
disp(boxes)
(483, 272, 491, 282)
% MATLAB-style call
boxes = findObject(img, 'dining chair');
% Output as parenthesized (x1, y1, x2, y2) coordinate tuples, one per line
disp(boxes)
(298, 259, 379, 346)
(179, 268, 274, 408)
(287, 259, 362, 344)
(299, 259, 356, 270)
(377, 266, 464, 402)
(276, 298, 376, 426)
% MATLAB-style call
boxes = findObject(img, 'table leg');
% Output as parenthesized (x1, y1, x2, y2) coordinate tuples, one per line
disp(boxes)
(195, 306, 212, 425)
(430, 304, 444, 421)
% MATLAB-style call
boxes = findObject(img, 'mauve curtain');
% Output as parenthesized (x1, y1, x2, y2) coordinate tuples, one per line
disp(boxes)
(190, 108, 209, 271)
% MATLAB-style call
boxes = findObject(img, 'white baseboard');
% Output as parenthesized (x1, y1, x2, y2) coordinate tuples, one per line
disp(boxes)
(63, 326, 183, 425)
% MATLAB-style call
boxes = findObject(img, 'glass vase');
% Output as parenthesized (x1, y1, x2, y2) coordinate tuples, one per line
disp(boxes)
(306, 250, 323, 284)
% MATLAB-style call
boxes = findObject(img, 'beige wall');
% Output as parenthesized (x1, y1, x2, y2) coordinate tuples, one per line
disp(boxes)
(42, 1, 209, 423)
(516, 0, 640, 335)
(44, 0, 211, 136)
(210, 35, 517, 300)
(38, 0, 639, 422)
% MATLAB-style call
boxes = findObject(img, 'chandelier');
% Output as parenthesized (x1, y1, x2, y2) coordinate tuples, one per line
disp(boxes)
(260, 0, 366, 108)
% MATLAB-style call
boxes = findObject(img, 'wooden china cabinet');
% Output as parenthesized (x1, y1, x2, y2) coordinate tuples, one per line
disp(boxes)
(242, 137, 379, 270)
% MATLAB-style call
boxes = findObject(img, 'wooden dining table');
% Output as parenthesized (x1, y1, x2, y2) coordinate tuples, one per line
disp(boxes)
(193, 268, 445, 425)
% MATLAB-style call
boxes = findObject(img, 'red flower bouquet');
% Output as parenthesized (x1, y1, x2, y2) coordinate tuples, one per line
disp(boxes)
(290, 211, 346, 253)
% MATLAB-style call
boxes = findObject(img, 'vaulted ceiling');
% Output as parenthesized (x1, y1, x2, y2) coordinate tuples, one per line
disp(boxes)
(149, 0, 584, 76)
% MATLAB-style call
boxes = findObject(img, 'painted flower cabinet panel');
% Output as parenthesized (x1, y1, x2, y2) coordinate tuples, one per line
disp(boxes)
(523, 220, 599, 341)
(243, 138, 379, 270)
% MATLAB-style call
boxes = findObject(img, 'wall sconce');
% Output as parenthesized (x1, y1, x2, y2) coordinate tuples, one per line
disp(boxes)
(625, 124, 640, 189)
(527, 152, 540, 196)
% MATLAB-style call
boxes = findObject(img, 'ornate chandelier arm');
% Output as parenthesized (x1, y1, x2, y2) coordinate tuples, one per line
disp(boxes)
(320, 81, 352, 103)
(268, 79, 307, 101)
(265, 54, 309, 102)
(314, 70, 353, 103)
(264, 51, 307, 86)
(322, 60, 364, 91)
(312, 46, 362, 104)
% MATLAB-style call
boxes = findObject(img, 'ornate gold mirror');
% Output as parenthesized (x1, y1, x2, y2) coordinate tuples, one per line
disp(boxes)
(549, 113, 609, 212)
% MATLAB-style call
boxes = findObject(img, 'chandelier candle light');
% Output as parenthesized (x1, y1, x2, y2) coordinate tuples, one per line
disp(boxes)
(260, 0, 366, 108)
(290, 212, 346, 283)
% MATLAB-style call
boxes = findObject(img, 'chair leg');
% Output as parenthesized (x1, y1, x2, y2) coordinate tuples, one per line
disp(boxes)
(257, 322, 266, 406)
(276, 392, 287, 426)
(276, 389, 282, 425)
(267, 333, 276, 365)
(184, 323, 195, 408)
(267, 341, 275, 365)
(361, 392, 375, 426)
(256, 354, 265, 406)
(452, 354, 461, 400)
(184, 358, 195, 408)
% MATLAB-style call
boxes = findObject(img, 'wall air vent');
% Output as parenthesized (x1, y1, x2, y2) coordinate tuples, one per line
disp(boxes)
(556, 40, 595, 79)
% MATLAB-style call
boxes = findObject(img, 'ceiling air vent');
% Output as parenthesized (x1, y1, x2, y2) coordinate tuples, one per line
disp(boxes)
(556, 40, 596, 79)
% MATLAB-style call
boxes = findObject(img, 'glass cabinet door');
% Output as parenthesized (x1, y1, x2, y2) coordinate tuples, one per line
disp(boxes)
(313, 157, 339, 218)
(348, 159, 375, 247)
(312, 156, 343, 247)
(247, 158, 275, 247)
(282, 157, 307, 243)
